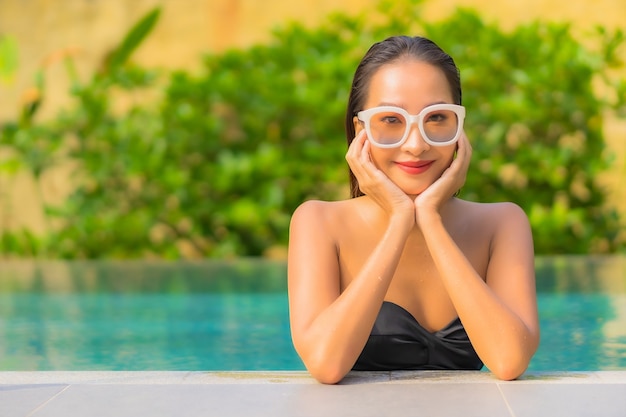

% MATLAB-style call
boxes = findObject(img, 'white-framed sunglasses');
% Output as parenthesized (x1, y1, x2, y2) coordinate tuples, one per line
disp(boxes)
(357, 103, 466, 148)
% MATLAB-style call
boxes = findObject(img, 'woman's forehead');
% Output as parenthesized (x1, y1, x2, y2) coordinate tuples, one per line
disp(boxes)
(365, 60, 454, 109)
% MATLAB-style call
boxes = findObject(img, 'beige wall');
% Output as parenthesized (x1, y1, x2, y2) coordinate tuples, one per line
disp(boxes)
(2, 0, 625, 120)
(0, 0, 625, 238)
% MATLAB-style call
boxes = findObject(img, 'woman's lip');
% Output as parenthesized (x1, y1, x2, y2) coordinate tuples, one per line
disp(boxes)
(395, 160, 434, 174)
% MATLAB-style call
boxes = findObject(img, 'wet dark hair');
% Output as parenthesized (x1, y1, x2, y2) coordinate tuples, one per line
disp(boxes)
(345, 35, 462, 198)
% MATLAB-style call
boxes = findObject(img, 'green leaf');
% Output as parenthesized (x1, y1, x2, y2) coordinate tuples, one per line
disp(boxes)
(102, 7, 161, 73)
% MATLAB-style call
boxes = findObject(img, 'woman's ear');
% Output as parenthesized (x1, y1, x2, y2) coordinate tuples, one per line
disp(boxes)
(353, 116, 363, 135)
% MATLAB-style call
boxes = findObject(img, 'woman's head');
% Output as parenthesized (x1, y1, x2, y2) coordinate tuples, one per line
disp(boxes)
(345, 36, 462, 198)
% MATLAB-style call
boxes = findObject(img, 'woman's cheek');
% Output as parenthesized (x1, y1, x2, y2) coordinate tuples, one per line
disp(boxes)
(368, 148, 386, 171)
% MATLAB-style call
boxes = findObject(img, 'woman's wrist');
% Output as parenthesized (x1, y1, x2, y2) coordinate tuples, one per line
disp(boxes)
(387, 210, 414, 238)
(415, 205, 443, 230)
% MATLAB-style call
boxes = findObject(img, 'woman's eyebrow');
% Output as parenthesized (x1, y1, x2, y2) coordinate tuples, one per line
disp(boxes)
(375, 101, 449, 111)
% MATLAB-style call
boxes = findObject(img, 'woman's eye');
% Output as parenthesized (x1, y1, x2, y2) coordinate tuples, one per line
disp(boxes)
(426, 112, 448, 123)
(380, 116, 402, 124)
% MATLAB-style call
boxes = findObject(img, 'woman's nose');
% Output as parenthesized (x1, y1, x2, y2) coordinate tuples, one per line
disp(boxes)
(401, 123, 430, 154)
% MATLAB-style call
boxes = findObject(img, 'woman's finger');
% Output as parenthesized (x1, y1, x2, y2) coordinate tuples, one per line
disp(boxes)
(347, 130, 376, 179)
(456, 132, 472, 173)
(346, 130, 366, 162)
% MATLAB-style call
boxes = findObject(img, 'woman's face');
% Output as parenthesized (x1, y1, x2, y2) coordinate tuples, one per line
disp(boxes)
(354, 59, 458, 197)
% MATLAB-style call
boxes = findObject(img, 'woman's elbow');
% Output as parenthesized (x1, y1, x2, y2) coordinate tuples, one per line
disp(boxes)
(487, 354, 533, 381)
(490, 363, 527, 381)
(489, 331, 539, 381)
(297, 345, 350, 384)
(302, 353, 350, 384)
(309, 365, 346, 385)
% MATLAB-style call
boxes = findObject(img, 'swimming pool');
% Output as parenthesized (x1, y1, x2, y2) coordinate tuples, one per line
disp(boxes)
(0, 256, 624, 371)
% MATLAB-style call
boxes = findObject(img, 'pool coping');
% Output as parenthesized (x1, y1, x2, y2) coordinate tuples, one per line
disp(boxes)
(2, 369, 626, 384)
(2, 371, 626, 417)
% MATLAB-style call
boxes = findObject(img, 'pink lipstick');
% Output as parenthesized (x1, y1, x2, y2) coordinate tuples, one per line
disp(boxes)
(395, 160, 434, 175)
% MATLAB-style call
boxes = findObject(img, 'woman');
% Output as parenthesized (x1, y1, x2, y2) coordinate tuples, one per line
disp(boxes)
(288, 35, 539, 384)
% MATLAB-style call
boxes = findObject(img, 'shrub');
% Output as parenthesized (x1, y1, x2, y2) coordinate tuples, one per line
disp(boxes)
(1, 1, 624, 257)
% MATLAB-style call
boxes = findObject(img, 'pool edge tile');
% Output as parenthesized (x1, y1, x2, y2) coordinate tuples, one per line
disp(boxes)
(2, 370, 626, 385)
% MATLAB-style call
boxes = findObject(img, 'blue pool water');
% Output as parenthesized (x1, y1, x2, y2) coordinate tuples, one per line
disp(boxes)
(0, 256, 625, 371)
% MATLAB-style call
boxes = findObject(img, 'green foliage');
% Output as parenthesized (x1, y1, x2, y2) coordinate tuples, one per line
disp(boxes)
(1, 2, 625, 258)
(101, 8, 161, 74)
(418, 10, 626, 253)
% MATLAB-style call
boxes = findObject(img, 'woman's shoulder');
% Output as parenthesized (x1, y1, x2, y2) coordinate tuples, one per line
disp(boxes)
(292, 198, 347, 215)
(289, 198, 366, 246)
(294, 197, 363, 215)
(291, 198, 374, 234)
(291, 198, 362, 223)
(457, 199, 527, 217)
(450, 199, 532, 258)
(454, 199, 530, 231)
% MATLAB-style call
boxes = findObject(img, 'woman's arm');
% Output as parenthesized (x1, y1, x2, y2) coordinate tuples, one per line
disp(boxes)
(288, 131, 415, 384)
(288, 201, 411, 384)
(415, 135, 539, 380)
(418, 203, 539, 380)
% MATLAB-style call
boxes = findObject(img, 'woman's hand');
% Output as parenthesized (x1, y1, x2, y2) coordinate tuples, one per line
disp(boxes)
(414, 132, 472, 225)
(346, 130, 415, 224)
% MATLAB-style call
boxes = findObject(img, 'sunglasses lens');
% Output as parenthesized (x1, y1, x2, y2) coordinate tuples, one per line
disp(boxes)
(367, 110, 407, 146)
(422, 109, 460, 143)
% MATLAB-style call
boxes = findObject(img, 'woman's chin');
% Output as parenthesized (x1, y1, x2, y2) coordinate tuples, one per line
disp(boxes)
(400, 185, 427, 198)
(389, 175, 433, 197)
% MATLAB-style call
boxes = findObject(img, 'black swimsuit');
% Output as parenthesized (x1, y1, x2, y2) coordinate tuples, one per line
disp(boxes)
(352, 301, 483, 371)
